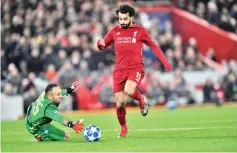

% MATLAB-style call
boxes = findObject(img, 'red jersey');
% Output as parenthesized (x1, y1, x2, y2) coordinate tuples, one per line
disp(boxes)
(97, 22, 171, 71)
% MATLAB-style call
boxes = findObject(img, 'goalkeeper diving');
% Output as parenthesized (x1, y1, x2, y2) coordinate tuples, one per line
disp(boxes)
(25, 81, 84, 141)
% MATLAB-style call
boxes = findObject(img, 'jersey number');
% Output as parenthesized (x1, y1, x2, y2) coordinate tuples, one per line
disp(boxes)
(33, 93, 44, 116)
(136, 72, 141, 82)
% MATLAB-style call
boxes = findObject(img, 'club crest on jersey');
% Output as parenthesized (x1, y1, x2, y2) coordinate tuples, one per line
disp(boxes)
(132, 31, 137, 43)
(133, 31, 137, 36)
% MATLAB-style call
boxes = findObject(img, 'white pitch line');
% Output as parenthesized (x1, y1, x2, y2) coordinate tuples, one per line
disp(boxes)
(2, 126, 236, 135)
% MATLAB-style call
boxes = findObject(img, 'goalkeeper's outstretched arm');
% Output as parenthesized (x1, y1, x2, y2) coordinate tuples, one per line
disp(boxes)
(45, 105, 84, 134)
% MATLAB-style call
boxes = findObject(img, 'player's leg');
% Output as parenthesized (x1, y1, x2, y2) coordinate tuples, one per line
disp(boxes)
(115, 91, 128, 137)
(25, 123, 43, 141)
(33, 124, 69, 141)
(113, 78, 128, 137)
(125, 69, 148, 116)
(115, 91, 128, 127)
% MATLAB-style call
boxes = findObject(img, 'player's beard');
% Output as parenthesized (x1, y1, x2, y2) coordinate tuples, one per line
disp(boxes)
(120, 21, 131, 29)
(54, 97, 62, 104)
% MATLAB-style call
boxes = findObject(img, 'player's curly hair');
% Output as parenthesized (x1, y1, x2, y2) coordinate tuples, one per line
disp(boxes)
(115, 4, 135, 17)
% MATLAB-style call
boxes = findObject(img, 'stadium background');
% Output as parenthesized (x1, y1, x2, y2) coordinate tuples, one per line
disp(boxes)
(1, 0, 237, 120)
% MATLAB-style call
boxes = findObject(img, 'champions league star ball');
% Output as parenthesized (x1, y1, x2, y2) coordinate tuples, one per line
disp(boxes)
(83, 125, 101, 142)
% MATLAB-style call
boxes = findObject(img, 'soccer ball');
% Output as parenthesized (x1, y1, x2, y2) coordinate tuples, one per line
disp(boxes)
(83, 125, 101, 142)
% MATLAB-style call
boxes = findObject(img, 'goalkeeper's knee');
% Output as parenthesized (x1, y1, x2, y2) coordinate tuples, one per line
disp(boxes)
(35, 136, 43, 142)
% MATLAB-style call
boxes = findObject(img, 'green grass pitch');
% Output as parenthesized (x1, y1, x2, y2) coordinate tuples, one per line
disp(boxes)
(1, 104, 237, 152)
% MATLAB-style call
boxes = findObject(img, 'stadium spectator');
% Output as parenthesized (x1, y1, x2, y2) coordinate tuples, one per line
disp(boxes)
(70, 50, 81, 69)
(44, 64, 58, 83)
(1, 49, 8, 80)
(179, 0, 237, 33)
(206, 47, 217, 62)
(78, 60, 90, 80)
(27, 48, 43, 75)
(4, 33, 22, 69)
(6, 63, 23, 94)
(230, 4, 237, 21)
(42, 46, 61, 70)
(22, 86, 38, 114)
(3, 82, 16, 96)
(58, 61, 78, 88)
(172, 68, 196, 104)
(203, 79, 216, 102)
(184, 47, 198, 70)
(99, 77, 116, 107)
(196, 1, 206, 19)
(186, 37, 198, 54)
(207, 0, 220, 25)
(57, 49, 68, 68)
(146, 72, 166, 106)
(223, 73, 237, 101)
(27, 72, 49, 94)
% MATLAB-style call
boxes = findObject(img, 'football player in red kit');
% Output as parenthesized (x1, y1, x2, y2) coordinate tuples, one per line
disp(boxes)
(97, 4, 172, 137)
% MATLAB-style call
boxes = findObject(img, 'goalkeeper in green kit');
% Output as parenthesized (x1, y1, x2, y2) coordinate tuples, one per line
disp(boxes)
(25, 81, 84, 141)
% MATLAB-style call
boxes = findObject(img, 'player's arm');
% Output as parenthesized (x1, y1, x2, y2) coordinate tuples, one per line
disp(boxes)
(97, 28, 114, 50)
(45, 105, 84, 134)
(142, 28, 172, 71)
(61, 81, 82, 96)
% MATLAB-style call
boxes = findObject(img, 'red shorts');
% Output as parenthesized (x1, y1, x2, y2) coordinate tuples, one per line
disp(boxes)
(113, 67, 145, 93)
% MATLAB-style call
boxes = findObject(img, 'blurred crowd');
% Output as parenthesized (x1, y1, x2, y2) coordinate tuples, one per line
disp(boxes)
(177, 0, 237, 33)
(1, 0, 237, 113)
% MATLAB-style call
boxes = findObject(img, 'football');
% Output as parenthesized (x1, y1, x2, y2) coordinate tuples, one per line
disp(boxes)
(83, 125, 101, 142)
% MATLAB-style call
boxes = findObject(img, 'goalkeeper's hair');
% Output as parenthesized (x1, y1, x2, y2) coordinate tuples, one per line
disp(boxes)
(115, 4, 135, 17)
(45, 83, 58, 95)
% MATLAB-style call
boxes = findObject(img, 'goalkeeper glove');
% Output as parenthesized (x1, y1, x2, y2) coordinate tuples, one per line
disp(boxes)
(67, 81, 83, 94)
(67, 119, 84, 134)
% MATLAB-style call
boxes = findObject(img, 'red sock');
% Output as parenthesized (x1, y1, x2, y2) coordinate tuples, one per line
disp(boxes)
(116, 106, 126, 126)
(131, 88, 142, 101)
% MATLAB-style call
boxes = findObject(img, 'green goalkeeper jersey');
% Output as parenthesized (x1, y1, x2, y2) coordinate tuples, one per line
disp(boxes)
(25, 89, 68, 134)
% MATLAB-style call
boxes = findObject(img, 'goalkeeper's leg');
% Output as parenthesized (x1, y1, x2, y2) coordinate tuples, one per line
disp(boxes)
(34, 124, 69, 141)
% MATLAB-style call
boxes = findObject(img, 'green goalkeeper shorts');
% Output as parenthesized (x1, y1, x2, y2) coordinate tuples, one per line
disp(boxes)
(25, 123, 66, 141)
